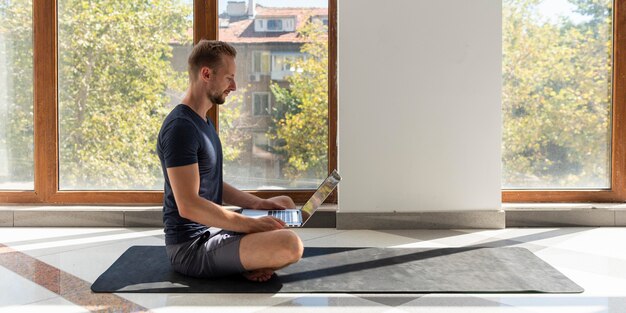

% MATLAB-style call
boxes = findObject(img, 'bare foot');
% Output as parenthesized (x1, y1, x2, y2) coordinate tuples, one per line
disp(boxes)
(243, 268, 274, 282)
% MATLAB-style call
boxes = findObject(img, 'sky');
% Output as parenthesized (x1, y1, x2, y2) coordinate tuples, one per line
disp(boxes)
(536, 0, 592, 23)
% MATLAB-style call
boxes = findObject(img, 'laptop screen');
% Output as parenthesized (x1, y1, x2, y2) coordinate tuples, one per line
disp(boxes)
(300, 169, 341, 224)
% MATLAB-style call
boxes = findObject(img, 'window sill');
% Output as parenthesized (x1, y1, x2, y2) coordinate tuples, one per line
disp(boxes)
(0, 204, 338, 227)
(1, 203, 624, 227)
(504, 203, 626, 226)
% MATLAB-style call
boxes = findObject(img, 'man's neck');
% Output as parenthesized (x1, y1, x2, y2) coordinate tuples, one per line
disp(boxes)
(181, 87, 214, 120)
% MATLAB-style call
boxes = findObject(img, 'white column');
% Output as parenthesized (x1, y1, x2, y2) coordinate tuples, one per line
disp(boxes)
(338, 0, 502, 214)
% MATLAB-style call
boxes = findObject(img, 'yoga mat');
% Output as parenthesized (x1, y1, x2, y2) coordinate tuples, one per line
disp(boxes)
(91, 246, 583, 293)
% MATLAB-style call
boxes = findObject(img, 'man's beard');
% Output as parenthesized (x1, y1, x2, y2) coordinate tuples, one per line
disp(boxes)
(208, 90, 226, 105)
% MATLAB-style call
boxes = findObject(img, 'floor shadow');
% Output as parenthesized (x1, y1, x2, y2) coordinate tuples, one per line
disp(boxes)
(280, 228, 592, 284)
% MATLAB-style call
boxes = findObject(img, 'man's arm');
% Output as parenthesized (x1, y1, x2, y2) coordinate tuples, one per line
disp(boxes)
(223, 182, 290, 210)
(167, 163, 285, 233)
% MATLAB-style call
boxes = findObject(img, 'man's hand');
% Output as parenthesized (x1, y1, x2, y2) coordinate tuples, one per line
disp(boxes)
(250, 195, 295, 211)
(252, 198, 289, 211)
(223, 183, 295, 211)
(246, 216, 286, 233)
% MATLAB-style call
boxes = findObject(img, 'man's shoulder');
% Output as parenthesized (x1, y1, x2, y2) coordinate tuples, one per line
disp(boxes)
(164, 105, 194, 122)
(158, 112, 200, 148)
(162, 107, 198, 131)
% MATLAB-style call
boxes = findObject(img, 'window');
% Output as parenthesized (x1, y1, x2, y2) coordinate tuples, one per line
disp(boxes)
(252, 92, 271, 116)
(271, 53, 305, 81)
(0, 0, 337, 204)
(254, 17, 296, 32)
(219, 1, 334, 194)
(57, 0, 192, 191)
(267, 19, 283, 31)
(0, 1, 34, 191)
(502, 0, 626, 202)
(252, 51, 270, 74)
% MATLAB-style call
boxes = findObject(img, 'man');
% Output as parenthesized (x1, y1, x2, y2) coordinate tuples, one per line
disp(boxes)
(157, 40, 303, 282)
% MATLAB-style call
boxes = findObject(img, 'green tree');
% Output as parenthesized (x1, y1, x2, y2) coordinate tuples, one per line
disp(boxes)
(270, 20, 328, 181)
(0, 1, 34, 186)
(2, 0, 192, 190)
(219, 87, 249, 163)
(55, 0, 190, 189)
(502, 0, 612, 187)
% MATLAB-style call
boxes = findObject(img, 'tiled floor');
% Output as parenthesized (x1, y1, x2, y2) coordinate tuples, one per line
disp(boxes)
(1, 227, 625, 312)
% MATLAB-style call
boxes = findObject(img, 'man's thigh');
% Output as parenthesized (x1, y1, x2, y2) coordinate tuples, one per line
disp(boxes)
(167, 230, 246, 278)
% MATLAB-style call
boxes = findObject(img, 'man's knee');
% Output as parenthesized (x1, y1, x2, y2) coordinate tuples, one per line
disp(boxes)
(278, 230, 303, 264)
(239, 229, 303, 270)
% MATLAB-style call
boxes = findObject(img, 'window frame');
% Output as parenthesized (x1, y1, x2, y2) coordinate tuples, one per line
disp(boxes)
(0, 0, 337, 204)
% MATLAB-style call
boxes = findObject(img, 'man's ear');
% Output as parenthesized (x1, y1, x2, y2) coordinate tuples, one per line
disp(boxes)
(200, 67, 211, 81)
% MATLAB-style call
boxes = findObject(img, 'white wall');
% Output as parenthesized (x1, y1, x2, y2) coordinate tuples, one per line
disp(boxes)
(338, 0, 502, 213)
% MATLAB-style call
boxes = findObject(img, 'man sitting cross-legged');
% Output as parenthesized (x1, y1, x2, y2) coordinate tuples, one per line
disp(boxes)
(156, 40, 303, 282)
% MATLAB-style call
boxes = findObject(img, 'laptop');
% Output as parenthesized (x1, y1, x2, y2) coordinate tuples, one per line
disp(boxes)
(240, 169, 341, 227)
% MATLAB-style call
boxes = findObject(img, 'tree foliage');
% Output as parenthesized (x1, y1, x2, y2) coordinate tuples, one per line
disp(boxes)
(219, 88, 249, 163)
(0, 1, 34, 185)
(502, 0, 612, 188)
(1, 0, 192, 190)
(55, 0, 191, 190)
(270, 20, 328, 180)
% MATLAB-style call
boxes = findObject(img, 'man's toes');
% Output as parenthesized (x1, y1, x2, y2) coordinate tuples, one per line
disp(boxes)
(243, 269, 274, 282)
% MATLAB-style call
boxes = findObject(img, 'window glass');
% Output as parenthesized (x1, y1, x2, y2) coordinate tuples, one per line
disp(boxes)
(267, 19, 283, 31)
(219, 0, 329, 189)
(502, 0, 613, 189)
(0, 1, 34, 190)
(57, 0, 192, 190)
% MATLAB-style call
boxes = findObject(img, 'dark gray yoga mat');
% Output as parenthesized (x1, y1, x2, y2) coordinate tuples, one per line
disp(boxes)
(91, 246, 583, 293)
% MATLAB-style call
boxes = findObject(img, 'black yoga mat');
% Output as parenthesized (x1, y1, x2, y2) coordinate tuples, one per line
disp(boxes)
(91, 246, 583, 293)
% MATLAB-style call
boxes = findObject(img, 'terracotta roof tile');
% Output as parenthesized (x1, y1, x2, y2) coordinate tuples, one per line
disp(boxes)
(218, 5, 328, 44)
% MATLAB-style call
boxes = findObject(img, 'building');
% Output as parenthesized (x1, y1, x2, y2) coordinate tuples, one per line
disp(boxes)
(171, 1, 328, 189)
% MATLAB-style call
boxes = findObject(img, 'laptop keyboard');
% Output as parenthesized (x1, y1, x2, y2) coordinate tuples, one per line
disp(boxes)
(269, 210, 300, 224)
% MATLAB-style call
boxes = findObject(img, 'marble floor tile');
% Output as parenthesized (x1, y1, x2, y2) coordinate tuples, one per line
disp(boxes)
(0, 296, 89, 313)
(0, 265, 58, 306)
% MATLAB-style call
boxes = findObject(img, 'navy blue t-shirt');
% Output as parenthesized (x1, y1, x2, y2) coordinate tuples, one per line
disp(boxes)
(157, 104, 223, 245)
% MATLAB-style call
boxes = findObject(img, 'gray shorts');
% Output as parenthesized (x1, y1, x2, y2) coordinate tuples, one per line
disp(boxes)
(165, 229, 246, 278)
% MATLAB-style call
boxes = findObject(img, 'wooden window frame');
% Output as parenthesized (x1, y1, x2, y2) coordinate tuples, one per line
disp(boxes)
(0, 0, 338, 204)
(503, 0, 626, 203)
